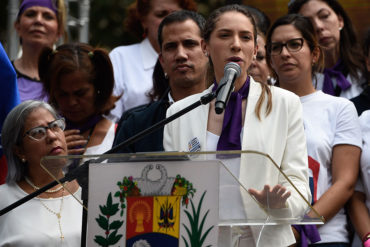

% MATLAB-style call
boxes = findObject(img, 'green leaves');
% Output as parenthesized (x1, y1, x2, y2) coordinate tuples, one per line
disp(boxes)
(96, 215, 108, 230)
(94, 192, 124, 246)
(115, 176, 140, 217)
(110, 220, 124, 230)
(182, 191, 214, 247)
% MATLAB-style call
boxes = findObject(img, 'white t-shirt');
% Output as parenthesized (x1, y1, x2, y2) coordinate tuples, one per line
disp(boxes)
(84, 122, 115, 156)
(0, 183, 82, 246)
(300, 91, 362, 243)
(109, 38, 158, 122)
(357, 110, 370, 211)
(314, 72, 364, 99)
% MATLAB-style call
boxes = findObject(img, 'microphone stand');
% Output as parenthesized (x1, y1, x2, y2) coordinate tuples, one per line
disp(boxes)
(0, 91, 217, 246)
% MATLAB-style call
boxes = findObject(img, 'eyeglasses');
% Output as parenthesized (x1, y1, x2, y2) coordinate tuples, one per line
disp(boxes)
(268, 38, 304, 56)
(23, 118, 66, 141)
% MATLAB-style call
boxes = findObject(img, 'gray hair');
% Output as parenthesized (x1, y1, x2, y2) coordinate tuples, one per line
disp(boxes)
(1, 100, 59, 183)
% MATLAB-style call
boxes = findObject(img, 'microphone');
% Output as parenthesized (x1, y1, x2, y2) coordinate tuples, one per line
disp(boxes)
(215, 62, 241, 114)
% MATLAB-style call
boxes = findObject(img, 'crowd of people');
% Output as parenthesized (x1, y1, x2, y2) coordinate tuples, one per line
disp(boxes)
(0, 0, 369, 246)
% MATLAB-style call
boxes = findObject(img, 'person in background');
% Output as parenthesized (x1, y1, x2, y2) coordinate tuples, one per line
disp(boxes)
(348, 31, 370, 245)
(164, 5, 311, 246)
(113, 10, 208, 153)
(13, 0, 66, 102)
(288, 0, 367, 100)
(108, 0, 197, 122)
(0, 100, 81, 246)
(266, 13, 362, 246)
(0, 43, 20, 185)
(248, 32, 273, 84)
(348, 110, 370, 246)
(244, 5, 271, 36)
(351, 28, 370, 115)
(245, 6, 273, 84)
(38, 43, 119, 157)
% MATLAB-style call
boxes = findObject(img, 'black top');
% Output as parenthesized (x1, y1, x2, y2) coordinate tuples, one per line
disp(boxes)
(351, 85, 370, 116)
(112, 96, 170, 153)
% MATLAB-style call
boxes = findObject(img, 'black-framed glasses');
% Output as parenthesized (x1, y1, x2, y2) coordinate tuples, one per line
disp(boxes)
(23, 118, 66, 141)
(268, 38, 304, 56)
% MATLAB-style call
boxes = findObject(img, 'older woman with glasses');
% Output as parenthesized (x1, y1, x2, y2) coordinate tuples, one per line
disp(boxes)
(266, 14, 362, 246)
(0, 100, 82, 246)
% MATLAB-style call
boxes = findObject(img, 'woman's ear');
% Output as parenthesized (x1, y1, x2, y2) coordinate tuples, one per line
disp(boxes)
(312, 46, 320, 63)
(254, 45, 258, 56)
(14, 20, 21, 34)
(13, 145, 25, 161)
(337, 15, 344, 31)
(201, 40, 209, 57)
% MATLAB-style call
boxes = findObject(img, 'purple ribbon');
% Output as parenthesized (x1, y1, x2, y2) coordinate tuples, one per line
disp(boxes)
(322, 59, 351, 96)
(292, 225, 321, 247)
(18, 0, 58, 18)
(213, 77, 250, 151)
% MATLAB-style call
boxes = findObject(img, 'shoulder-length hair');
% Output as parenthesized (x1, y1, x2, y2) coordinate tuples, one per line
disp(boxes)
(288, 0, 367, 83)
(265, 14, 324, 85)
(1, 100, 59, 183)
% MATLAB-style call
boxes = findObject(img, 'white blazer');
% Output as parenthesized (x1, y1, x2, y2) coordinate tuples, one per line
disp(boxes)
(164, 78, 311, 246)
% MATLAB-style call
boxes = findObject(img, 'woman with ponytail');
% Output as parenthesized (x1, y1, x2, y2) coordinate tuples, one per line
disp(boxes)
(39, 43, 120, 157)
(163, 5, 311, 246)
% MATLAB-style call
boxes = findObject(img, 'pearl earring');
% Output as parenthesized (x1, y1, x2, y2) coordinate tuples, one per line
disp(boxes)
(204, 51, 208, 57)
(164, 72, 168, 79)
(339, 26, 343, 31)
(21, 158, 26, 163)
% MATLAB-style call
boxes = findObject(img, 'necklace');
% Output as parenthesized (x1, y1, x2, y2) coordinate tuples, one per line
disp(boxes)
(26, 177, 66, 241)
(25, 176, 67, 193)
(39, 188, 65, 241)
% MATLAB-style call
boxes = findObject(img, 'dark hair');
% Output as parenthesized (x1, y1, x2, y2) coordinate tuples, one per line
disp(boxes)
(203, 4, 272, 120)
(364, 28, 370, 83)
(158, 10, 205, 49)
(38, 43, 120, 116)
(148, 59, 170, 101)
(288, 0, 366, 82)
(148, 10, 205, 100)
(243, 5, 271, 35)
(125, 0, 197, 40)
(265, 14, 324, 84)
(364, 28, 370, 58)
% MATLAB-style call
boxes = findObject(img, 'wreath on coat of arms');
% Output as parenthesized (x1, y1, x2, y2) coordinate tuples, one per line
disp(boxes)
(94, 164, 213, 247)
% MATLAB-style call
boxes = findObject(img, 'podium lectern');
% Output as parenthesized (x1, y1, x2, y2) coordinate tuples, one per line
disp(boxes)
(41, 150, 323, 247)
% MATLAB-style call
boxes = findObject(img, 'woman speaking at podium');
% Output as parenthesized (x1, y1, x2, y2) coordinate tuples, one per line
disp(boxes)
(163, 5, 311, 247)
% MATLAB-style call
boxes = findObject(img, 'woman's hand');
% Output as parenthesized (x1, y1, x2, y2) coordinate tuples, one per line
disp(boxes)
(248, 184, 291, 209)
(64, 129, 88, 155)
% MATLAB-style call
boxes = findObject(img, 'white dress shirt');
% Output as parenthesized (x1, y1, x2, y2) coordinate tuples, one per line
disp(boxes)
(109, 38, 158, 122)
